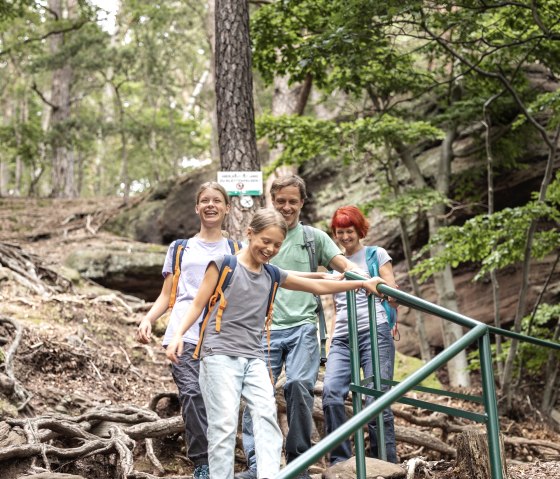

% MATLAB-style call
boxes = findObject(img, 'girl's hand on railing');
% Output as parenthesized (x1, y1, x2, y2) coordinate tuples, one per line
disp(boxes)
(362, 276, 386, 297)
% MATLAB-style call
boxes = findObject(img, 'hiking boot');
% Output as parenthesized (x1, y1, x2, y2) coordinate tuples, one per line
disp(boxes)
(234, 469, 258, 479)
(193, 464, 210, 479)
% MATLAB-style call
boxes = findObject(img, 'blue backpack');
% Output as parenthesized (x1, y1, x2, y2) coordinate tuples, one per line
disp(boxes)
(365, 246, 398, 336)
(193, 255, 282, 359)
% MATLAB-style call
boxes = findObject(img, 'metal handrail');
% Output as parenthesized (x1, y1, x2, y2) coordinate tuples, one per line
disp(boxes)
(275, 272, 559, 479)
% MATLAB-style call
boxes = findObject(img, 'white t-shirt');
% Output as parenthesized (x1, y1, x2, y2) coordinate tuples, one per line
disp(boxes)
(161, 237, 238, 346)
(333, 246, 391, 339)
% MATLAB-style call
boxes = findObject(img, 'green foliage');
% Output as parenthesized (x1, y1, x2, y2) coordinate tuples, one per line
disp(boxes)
(364, 188, 450, 219)
(251, 0, 433, 98)
(0, 0, 212, 197)
(258, 113, 443, 175)
(512, 91, 560, 131)
(468, 303, 560, 375)
(412, 172, 560, 282)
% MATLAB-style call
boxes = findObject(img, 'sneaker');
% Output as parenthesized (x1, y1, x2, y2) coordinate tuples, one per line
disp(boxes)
(234, 469, 258, 479)
(193, 464, 210, 479)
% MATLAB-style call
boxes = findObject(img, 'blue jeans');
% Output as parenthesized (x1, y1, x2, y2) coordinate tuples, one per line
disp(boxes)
(322, 322, 397, 464)
(170, 342, 208, 466)
(200, 355, 282, 479)
(242, 324, 319, 470)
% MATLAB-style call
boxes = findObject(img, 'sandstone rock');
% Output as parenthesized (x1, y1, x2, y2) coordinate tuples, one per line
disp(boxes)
(323, 457, 405, 479)
(21, 474, 87, 479)
(105, 168, 214, 244)
(63, 240, 166, 301)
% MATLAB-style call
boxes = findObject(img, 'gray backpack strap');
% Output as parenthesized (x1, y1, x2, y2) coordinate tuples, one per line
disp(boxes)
(302, 224, 328, 365)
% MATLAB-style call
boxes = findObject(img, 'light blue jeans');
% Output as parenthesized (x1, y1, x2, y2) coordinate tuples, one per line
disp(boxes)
(199, 355, 282, 479)
(242, 324, 320, 471)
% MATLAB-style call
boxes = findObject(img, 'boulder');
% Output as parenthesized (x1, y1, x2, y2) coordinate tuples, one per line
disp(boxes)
(63, 238, 167, 301)
(105, 168, 213, 245)
(20, 474, 86, 479)
(323, 457, 405, 479)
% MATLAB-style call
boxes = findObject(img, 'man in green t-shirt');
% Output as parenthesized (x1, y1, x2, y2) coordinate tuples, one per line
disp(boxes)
(237, 175, 359, 479)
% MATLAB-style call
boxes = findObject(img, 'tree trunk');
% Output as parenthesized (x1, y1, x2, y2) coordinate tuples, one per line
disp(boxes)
(456, 429, 508, 479)
(48, 0, 77, 198)
(501, 125, 560, 405)
(215, 0, 259, 239)
(0, 96, 11, 196)
(484, 93, 504, 384)
(429, 124, 470, 387)
(206, 0, 221, 164)
(391, 143, 432, 363)
(394, 129, 468, 382)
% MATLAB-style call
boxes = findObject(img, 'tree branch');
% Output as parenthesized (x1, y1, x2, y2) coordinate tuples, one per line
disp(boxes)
(0, 20, 87, 57)
(31, 82, 58, 110)
(418, 9, 554, 150)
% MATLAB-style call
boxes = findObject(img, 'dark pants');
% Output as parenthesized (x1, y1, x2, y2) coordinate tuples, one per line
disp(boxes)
(170, 342, 208, 466)
(322, 323, 397, 464)
(242, 324, 320, 470)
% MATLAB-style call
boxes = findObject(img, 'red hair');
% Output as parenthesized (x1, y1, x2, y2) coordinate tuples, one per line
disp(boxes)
(330, 206, 370, 239)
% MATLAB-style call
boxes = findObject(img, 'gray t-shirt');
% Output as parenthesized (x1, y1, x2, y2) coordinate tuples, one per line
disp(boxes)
(200, 255, 288, 360)
(333, 247, 391, 339)
(162, 237, 237, 346)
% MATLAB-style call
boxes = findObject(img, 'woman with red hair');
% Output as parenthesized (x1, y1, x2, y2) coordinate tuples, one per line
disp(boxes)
(323, 205, 398, 464)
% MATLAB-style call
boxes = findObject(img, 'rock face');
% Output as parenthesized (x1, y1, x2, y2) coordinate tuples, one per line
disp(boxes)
(63, 236, 167, 301)
(394, 255, 560, 356)
(105, 168, 214, 246)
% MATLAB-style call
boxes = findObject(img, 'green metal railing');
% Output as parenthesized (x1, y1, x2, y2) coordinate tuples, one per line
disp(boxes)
(276, 273, 560, 479)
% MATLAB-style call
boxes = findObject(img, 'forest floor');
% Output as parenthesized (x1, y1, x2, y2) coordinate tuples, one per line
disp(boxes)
(1, 196, 560, 479)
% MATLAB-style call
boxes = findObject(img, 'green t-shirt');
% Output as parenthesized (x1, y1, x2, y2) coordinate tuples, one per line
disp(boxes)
(270, 223, 342, 329)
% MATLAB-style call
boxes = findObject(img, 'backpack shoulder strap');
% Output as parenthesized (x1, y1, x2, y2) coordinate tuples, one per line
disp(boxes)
(168, 239, 189, 310)
(365, 246, 398, 331)
(263, 263, 281, 382)
(301, 224, 329, 364)
(227, 238, 243, 254)
(365, 245, 379, 278)
(301, 224, 318, 272)
(263, 263, 281, 323)
(193, 255, 237, 359)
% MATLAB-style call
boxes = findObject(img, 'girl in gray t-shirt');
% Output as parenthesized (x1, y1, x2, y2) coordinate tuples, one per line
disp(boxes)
(165, 208, 387, 479)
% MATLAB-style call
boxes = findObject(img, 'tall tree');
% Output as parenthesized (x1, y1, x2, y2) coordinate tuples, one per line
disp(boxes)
(46, 0, 77, 198)
(215, 0, 259, 238)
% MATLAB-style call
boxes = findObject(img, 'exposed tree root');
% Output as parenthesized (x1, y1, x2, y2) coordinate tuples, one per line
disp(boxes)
(0, 242, 72, 295)
(0, 316, 33, 412)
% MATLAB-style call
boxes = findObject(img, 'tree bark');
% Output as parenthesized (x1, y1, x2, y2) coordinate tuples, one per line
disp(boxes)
(429, 123, 470, 387)
(390, 143, 432, 363)
(215, 0, 259, 239)
(456, 429, 508, 479)
(0, 95, 11, 196)
(395, 125, 470, 385)
(484, 93, 505, 384)
(48, 0, 77, 198)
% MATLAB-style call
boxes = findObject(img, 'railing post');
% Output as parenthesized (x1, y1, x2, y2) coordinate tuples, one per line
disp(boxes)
(367, 295, 386, 461)
(479, 331, 504, 479)
(347, 290, 367, 478)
